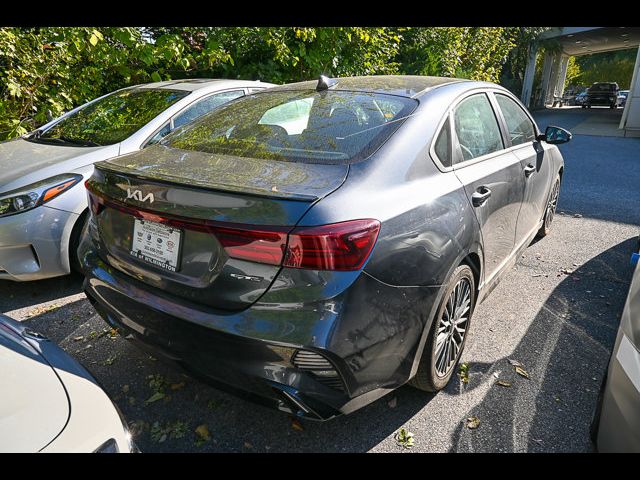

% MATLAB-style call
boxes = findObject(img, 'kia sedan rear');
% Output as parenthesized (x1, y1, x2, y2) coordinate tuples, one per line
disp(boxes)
(80, 76, 568, 419)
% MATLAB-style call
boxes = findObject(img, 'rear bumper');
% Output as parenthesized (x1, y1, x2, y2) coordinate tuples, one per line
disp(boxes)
(586, 96, 616, 106)
(0, 205, 78, 281)
(81, 244, 441, 420)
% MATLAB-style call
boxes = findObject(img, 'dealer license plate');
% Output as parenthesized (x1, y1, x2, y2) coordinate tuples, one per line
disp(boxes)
(130, 219, 182, 272)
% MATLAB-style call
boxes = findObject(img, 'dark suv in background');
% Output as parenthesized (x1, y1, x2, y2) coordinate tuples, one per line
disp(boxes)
(585, 82, 619, 109)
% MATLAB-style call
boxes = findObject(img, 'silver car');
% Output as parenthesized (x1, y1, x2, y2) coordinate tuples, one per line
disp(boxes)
(0, 78, 274, 281)
(0, 314, 136, 452)
(595, 241, 640, 452)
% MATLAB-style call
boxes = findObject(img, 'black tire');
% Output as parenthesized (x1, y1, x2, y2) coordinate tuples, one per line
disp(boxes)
(537, 173, 561, 239)
(69, 210, 89, 273)
(410, 264, 476, 392)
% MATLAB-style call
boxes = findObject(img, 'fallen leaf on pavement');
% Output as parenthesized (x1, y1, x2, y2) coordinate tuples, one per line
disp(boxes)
(145, 392, 165, 405)
(122, 384, 130, 394)
(493, 372, 499, 379)
(515, 366, 530, 379)
(466, 416, 481, 429)
(195, 424, 211, 442)
(291, 418, 304, 432)
(102, 355, 117, 366)
(394, 427, 415, 448)
(458, 362, 470, 383)
(244, 442, 253, 449)
(170, 382, 186, 391)
(508, 359, 523, 368)
(73, 336, 84, 342)
(496, 380, 512, 387)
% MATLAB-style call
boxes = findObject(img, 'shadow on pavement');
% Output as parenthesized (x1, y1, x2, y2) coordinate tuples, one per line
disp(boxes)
(0, 272, 84, 312)
(446, 236, 636, 452)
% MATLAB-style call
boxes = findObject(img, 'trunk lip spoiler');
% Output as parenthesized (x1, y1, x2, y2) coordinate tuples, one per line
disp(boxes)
(86, 183, 294, 234)
(93, 162, 321, 203)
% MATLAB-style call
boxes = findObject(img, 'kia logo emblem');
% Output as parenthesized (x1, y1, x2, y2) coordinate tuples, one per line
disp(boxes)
(126, 188, 154, 203)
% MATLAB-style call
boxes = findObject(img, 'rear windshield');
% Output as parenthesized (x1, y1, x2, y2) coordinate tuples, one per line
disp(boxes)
(34, 88, 189, 146)
(165, 90, 418, 164)
(589, 84, 617, 92)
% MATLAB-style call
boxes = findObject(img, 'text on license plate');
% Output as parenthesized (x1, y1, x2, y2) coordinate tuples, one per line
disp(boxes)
(130, 219, 182, 272)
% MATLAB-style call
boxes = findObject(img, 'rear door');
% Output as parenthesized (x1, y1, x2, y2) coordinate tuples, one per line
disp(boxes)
(449, 92, 525, 283)
(493, 92, 553, 243)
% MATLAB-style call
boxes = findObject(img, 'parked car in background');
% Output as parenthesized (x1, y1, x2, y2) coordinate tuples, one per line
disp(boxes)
(0, 314, 136, 452)
(617, 90, 630, 108)
(584, 82, 619, 108)
(561, 88, 580, 106)
(80, 75, 570, 420)
(575, 91, 588, 106)
(0, 79, 275, 281)
(593, 241, 640, 452)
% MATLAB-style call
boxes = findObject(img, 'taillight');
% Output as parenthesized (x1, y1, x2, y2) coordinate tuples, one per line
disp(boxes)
(283, 219, 380, 271)
(212, 226, 287, 265)
(85, 183, 379, 271)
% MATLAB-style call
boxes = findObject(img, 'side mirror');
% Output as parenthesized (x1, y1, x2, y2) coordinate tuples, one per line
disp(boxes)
(537, 125, 572, 145)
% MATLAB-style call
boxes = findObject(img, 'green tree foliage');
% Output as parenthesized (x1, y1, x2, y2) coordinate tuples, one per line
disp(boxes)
(564, 56, 582, 89)
(499, 27, 550, 96)
(397, 27, 517, 82)
(573, 48, 638, 89)
(1, 27, 528, 142)
(0, 27, 232, 140)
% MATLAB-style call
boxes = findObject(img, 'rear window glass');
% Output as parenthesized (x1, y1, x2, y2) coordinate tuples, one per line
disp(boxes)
(589, 84, 617, 92)
(165, 90, 417, 164)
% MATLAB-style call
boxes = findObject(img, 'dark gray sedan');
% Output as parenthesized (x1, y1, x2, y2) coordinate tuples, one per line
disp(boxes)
(80, 75, 570, 420)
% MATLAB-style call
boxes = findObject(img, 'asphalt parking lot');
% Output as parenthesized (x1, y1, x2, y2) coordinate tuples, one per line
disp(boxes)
(2, 106, 639, 452)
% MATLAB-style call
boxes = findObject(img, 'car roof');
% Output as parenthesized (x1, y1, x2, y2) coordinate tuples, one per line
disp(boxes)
(132, 78, 274, 92)
(267, 75, 468, 98)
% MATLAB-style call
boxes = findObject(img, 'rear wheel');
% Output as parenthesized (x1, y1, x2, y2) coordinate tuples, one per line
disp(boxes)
(69, 210, 89, 273)
(410, 264, 475, 392)
(537, 174, 561, 238)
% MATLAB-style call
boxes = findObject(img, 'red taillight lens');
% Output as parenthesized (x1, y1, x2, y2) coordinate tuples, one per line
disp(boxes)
(213, 226, 287, 265)
(283, 219, 380, 271)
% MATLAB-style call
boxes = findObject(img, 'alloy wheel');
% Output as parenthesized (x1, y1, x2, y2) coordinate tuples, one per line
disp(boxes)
(545, 178, 560, 230)
(434, 277, 472, 377)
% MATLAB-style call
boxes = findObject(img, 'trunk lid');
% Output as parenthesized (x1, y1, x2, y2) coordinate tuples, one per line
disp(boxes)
(88, 146, 348, 310)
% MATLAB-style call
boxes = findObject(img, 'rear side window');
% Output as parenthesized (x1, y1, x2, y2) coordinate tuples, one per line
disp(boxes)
(173, 90, 245, 129)
(495, 94, 536, 146)
(453, 94, 503, 162)
(434, 118, 452, 168)
(166, 90, 417, 164)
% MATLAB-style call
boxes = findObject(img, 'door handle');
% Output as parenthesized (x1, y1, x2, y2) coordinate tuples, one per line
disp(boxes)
(472, 186, 491, 207)
(524, 164, 536, 177)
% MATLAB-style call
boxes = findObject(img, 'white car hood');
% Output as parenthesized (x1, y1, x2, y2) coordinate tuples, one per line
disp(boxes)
(0, 138, 117, 192)
(0, 331, 69, 452)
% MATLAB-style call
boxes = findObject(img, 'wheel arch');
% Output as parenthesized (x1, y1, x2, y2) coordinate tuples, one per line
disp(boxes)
(408, 246, 483, 380)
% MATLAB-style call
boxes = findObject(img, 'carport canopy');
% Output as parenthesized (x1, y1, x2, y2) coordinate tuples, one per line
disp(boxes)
(520, 27, 640, 137)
